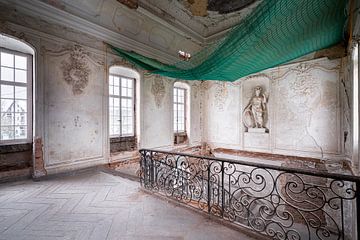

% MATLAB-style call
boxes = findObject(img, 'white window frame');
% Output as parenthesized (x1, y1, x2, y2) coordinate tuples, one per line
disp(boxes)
(109, 74, 135, 137)
(0, 47, 32, 145)
(173, 87, 186, 134)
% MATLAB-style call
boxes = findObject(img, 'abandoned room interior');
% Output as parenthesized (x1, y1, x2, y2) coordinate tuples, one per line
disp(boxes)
(0, 0, 360, 239)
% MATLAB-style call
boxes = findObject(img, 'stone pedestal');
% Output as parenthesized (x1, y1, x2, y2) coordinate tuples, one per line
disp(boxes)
(248, 128, 266, 133)
(244, 132, 270, 151)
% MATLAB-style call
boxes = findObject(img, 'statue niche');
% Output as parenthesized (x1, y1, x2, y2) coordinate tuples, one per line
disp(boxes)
(243, 86, 268, 132)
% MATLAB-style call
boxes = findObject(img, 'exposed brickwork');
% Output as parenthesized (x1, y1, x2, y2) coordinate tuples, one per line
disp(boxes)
(33, 137, 47, 178)
(0, 143, 32, 172)
(110, 136, 137, 153)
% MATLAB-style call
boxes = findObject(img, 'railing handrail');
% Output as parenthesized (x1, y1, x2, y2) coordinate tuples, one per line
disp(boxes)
(139, 148, 360, 183)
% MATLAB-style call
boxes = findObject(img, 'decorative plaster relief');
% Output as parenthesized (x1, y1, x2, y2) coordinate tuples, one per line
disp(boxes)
(112, 7, 143, 35)
(0, 22, 27, 42)
(61, 45, 91, 95)
(151, 75, 166, 108)
(214, 82, 228, 111)
(274, 60, 340, 155)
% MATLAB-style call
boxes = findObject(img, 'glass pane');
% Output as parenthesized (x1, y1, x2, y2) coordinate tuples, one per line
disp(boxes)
(128, 79, 133, 89)
(109, 85, 114, 95)
(113, 76, 120, 86)
(114, 86, 119, 96)
(1, 52, 14, 67)
(121, 99, 127, 108)
(113, 107, 120, 116)
(114, 98, 120, 107)
(109, 75, 114, 85)
(113, 125, 120, 135)
(15, 69, 27, 83)
(15, 55, 27, 69)
(15, 100, 27, 112)
(1, 67, 14, 81)
(15, 126, 27, 139)
(15, 113, 27, 125)
(121, 78, 127, 87)
(1, 112, 14, 125)
(1, 85, 14, 99)
(15, 86, 27, 99)
(1, 126, 14, 140)
(1, 99, 14, 112)
(121, 87, 127, 97)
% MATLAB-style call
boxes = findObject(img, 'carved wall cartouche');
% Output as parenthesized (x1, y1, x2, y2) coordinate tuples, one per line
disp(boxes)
(61, 45, 91, 95)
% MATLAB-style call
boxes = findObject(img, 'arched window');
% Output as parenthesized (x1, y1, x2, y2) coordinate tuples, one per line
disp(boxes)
(173, 82, 190, 145)
(0, 34, 34, 144)
(108, 66, 139, 152)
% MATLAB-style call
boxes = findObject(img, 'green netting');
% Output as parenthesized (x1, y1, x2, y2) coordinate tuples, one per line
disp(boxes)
(110, 0, 348, 81)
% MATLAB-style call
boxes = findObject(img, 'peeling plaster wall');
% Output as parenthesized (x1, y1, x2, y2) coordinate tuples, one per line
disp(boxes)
(141, 75, 202, 149)
(0, 9, 202, 176)
(203, 57, 350, 161)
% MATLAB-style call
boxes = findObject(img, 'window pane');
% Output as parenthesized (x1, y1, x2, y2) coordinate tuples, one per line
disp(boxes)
(15, 126, 27, 139)
(1, 85, 14, 99)
(114, 98, 120, 107)
(109, 75, 114, 85)
(15, 86, 27, 99)
(1, 112, 14, 125)
(113, 76, 120, 86)
(121, 78, 127, 87)
(15, 69, 27, 83)
(109, 85, 114, 95)
(15, 55, 27, 69)
(1, 67, 14, 81)
(1, 99, 14, 112)
(128, 79, 133, 89)
(1, 126, 14, 140)
(15, 113, 27, 125)
(1, 53, 14, 67)
(114, 86, 119, 96)
(15, 100, 27, 112)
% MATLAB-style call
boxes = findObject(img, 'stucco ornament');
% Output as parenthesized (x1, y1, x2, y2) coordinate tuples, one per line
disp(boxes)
(214, 82, 228, 111)
(243, 86, 267, 129)
(61, 45, 91, 95)
(151, 75, 166, 108)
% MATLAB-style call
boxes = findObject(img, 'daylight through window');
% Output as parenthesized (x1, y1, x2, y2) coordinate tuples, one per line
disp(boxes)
(109, 74, 134, 137)
(0, 49, 32, 142)
(173, 87, 186, 133)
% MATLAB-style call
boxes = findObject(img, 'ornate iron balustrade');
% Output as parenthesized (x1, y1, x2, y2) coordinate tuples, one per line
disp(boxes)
(139, 149, 360, 240)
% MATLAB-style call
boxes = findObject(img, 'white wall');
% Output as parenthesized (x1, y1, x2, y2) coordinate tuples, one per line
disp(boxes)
(203, 57, 349, 161)
(0, 0, 353, 175)
(0, 9, 202, 175)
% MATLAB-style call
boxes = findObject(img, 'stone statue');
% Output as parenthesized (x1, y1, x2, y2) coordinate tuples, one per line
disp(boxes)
(243, 86, 267, 129)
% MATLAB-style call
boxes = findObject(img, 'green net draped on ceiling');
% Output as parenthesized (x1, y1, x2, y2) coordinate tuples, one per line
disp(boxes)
(109, 0, 348, 81)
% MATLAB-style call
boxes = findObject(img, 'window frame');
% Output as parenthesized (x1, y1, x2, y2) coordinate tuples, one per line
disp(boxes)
(0, 47, 33, 145)
(108, 73, 136, 138)
(173, 86, 186, 134)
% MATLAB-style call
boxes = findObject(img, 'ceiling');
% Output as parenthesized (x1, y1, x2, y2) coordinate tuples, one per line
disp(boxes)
(138, 0, 261, 40)
(0, 0, 262, 64)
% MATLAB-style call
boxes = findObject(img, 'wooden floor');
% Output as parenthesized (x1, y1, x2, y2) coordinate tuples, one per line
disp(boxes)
(0, 170, 256, 240)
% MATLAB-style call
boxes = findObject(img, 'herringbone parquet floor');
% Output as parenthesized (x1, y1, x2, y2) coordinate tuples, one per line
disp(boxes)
(0, 170, 255, 240)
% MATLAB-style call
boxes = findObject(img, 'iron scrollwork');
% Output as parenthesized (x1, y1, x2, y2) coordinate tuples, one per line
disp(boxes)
(139, 149, 360, 240)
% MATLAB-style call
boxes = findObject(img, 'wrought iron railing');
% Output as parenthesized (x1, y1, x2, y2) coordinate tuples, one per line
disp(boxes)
(139, 149, 360, 240)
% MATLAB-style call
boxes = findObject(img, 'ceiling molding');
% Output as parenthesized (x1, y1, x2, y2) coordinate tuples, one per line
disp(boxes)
(0, 0, 180, 64)
(137, 4, 204, 45)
